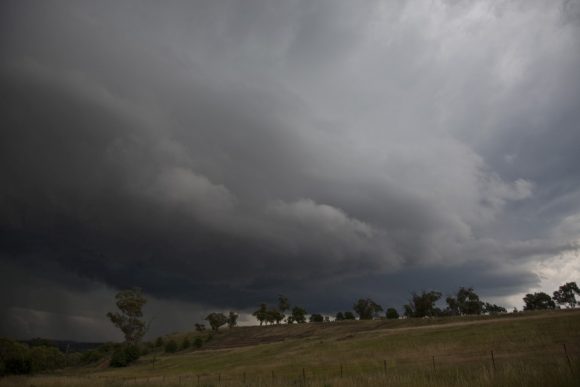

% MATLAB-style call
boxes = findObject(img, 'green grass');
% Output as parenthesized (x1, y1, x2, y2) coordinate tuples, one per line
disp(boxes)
(2, 310, 580, 386)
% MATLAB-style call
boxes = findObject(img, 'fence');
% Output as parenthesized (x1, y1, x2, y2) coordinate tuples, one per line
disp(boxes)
(57, 341, 580, 386)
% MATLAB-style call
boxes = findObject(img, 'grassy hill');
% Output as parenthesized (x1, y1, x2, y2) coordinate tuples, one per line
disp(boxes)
(2, 310, 580, 386)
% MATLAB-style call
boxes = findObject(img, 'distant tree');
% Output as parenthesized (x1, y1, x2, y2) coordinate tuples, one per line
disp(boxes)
(181, 337, 190, 350)
(205, 313, 228, 331)
(309, 313, 324, 323)
(386, 308, 399, 319)
(155, 337, 164, 347)
(552, 282, 580, 308)
(353, 298, 383, 320)
(164, 339, 178, 353)
(446, 287, 483, 315)
(193, 337, 203, 348)
(523, 292, 556, 311)
(289, 306, 307, 323)
(482, 302, 507, 315)
(404, 291, 442, 317)
(344, 311, 356, 320)
(106, 288, 148, 344)
(335, 312, 345, 321)
(278, 295, 290, 313)
(227, 312, 239, 328)
(195, 323, 206, 332)
(265, 308, 284, 325)
(252, 304, 268, 325)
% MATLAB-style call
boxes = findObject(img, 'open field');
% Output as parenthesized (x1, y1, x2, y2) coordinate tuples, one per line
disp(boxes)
(2, 310, 580, 386)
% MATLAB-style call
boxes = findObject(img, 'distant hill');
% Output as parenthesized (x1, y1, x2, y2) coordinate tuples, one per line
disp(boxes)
(21, 338, 103, 353)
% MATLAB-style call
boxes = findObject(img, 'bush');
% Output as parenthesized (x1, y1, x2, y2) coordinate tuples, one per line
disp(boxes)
(386, 308, 400, 319)
(181, 337, 190, 350)
(155, 337, 164, 347)
(193, 337, 203, 349)
(164, 340, 178, 353)
(109, 344, 140, 368)
(0, 338, 32, 375)
(109, 348, 129, 367)
(124, 344, 140, 363)
(81, 350, 103, 364)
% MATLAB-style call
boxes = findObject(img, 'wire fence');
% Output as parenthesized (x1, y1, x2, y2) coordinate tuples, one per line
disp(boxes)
(59, 341, 580, 386)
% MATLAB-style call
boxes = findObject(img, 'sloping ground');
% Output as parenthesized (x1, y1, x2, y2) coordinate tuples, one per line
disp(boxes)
(179, 309, 580, 350)
(2, 309, 580, 386)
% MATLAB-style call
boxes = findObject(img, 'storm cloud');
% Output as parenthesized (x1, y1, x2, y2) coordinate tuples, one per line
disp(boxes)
(1, 0, 580, 340)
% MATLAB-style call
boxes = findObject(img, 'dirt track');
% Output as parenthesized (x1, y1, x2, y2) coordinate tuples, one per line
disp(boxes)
(200, 309, 580, 350)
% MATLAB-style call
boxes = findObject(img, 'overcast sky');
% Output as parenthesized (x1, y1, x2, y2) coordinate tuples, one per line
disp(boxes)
(1, 0, 580, 341)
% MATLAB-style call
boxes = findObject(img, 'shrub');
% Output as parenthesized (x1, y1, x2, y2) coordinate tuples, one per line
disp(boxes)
(181, 337, 190, 350)
(193, 337, 203, 349)
(109, 348, 128, 367)
(155, 337, 164, 347)
(164, 340, 178, 353)
(109, 344, 140, 368)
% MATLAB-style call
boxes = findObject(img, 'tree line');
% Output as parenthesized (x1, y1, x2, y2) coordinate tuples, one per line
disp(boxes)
(2, 282, 577, 374)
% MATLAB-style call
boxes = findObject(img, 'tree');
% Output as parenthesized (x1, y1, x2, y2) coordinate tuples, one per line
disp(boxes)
(252, 304, 268, 325)
(344, 311, 356, 320)
(446, 287, 483, 315)
(278, 295, 290, 314)
(164, 339, 178, 353)
(523, 292, 556, 310)
(482, 302, 507, 315)
(552, 282, 580, 308)
(290, 306, 307, 323)
(227, 311, 239, 328)
(404, 291, 442, 317)
(386, 308, 399, 319)
(335, 312, 345, 321)
(181, 337, 191, 350)
(106, 288, 147, 344)
(265, 308, 284, 324)
(353, 298, 383, 320)
(205, 313, 228, 331)
(194, 323, 206, 332)
(309, 313, 324, 323)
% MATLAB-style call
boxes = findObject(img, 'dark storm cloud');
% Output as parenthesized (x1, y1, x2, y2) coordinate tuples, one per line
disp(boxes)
(1, 0, 580, 339)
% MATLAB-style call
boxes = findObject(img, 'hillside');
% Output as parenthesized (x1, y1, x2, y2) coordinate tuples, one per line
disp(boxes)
(2, 310, 580, 386)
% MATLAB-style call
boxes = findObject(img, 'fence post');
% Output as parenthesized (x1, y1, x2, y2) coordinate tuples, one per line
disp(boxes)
(197, 374, 200, 386)
(302, 367, 306, 384)
(432, 355, 436, 371)
(563, 344, 573, 373)
(384, 359, 387, 375)
(340, 364, 343, 378)
(491, 350, 496, 372)
(218, 373, 221, 384)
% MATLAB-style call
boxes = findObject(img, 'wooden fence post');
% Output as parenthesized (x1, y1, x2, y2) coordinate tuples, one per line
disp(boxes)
(340, 364, 343, 378)
(302, 367, 306, 384)
(432, 355, 436, 371)
(491, 350, 496, 372)
(384, 359, 387, 375)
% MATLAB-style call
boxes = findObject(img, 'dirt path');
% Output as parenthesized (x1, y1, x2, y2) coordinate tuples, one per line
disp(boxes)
(202, 309, 580, 350)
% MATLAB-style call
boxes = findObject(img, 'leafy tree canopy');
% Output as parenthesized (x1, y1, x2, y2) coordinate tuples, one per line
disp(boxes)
(404, 291, 442, 317)
(523, 292, 556, 311)
(353, 298, 383, 320)
(205, 312, 228, 331)
(106, 288, 147, 344)
(552, 282, 580, 308)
